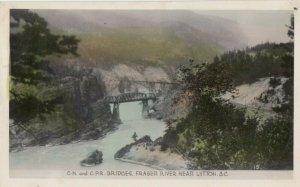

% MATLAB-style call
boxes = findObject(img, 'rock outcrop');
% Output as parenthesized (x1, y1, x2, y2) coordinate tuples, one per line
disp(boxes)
(9, 63, 175, 151)
(114, 135, 153, 159)
(114, 136, 187, 170)
(80, 149, 103, 167)
(94, 64, 172, 95)
(9, 67, 113, 150)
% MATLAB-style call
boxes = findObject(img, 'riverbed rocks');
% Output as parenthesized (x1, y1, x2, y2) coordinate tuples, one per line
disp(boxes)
(115, 136, 187, 170)
(47, 131, 81, 146)
(80, 129, 102, 140)
(80, 149, 103, 167)
(9, 124, 35, 152)
(114, 135, 153, 158)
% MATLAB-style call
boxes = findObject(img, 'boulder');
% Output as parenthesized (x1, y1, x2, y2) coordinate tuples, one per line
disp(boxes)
(80, 149, 103, 167)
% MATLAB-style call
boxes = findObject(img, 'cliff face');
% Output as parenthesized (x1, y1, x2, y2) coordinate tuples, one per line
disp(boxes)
(10, 68, 113, 151)
(60, 73, 112, 128)
(10, 63, 174, 151)
(94, 64, 173, 96)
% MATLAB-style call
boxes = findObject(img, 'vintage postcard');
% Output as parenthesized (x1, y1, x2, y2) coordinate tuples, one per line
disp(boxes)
(0, 1, 299, 187)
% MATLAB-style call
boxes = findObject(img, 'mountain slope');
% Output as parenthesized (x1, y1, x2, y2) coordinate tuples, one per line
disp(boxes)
(34, 10, 247, 66)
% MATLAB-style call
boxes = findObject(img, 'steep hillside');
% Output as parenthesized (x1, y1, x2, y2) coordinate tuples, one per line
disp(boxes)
(223, 77, 289, 112)
(34, 10, 246, 66)
(210, 42, 293, 85)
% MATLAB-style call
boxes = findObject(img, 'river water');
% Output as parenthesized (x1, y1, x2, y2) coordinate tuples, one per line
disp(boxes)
(9, 101, 167, 171)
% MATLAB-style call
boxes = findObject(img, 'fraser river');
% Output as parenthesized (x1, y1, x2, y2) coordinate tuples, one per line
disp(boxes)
(10, 101, 167, 176)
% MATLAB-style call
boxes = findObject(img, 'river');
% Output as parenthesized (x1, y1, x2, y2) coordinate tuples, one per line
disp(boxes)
(10, 101, 167, 173)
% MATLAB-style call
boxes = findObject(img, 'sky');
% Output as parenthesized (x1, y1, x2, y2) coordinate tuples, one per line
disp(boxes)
(195, 10, 293, 46)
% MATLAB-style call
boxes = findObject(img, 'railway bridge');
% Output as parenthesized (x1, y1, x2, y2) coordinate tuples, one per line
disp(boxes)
(103, 92, 158, 124)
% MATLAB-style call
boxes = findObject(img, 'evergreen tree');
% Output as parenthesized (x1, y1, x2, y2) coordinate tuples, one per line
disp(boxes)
(132, 132, 138, 141)
(162, 14, 294, 169)
(287, 14, 294, 40)
(9, 10, 80, 138)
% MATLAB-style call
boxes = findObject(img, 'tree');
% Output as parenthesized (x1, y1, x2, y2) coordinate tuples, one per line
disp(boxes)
(9, 10, 80, 138)
(280, 14, 294, 78)
(287, 14, 294, 40)
(173, 62, 256, 169)
(118, 77, 131, 94)
(161, 13, 296, 169)
(177, 61, 235, 104)
(132, 132, 138, 141)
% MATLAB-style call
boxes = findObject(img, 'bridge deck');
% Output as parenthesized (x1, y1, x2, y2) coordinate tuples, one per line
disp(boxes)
(129, 80, 180, 85)
(103, 92, 157, 103)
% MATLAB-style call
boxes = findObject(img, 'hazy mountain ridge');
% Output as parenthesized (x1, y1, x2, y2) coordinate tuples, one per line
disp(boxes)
(34, 10, 246, 66)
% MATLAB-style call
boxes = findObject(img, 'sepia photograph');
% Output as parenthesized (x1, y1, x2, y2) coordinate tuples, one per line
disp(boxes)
(1, 1, 296, 182)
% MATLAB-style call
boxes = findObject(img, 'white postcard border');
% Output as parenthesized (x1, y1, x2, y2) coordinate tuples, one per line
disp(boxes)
(0, 1, 299, 187)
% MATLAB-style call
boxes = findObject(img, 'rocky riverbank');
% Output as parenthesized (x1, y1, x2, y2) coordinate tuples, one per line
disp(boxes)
(115, 136, 187, 170)
(9, 63, 177, 153)
(9, 66, 114, 152)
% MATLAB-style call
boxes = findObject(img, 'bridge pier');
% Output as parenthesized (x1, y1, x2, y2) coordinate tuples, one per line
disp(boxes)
(112, 102, 122, 124)
(142, 100, 149, 118)
(104, 92, 160, 122)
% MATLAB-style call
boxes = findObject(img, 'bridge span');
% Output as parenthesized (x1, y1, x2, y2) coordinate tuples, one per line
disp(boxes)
(103, 92, 158, 124)
(129, 80, 180, 85)
(104, 92, 157, 104)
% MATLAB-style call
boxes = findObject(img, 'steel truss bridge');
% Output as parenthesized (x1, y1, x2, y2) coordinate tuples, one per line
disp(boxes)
(103, 92, 158, 104)
(103, 92, 158, 124)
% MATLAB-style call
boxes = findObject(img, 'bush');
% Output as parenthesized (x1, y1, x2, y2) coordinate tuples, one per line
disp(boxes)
(161, 55, 293, 169)
(211, 42, 292, 86)
(269, 77, 281, 88)
(257, 116, 293, 169)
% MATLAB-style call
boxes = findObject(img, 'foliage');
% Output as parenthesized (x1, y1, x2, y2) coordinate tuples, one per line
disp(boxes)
(170, 62, 262, 169)
(177, 60, 235, 102)
(162, 15, 294, 169)
(257, 116, 293, 169)
(118, 77, 131, 94)
(210, 42, 293, 85)
(287, 14, 294, 40)
(269, 77, 281, 88)
(10, 10, 79, 135)
(165, 58, 293, 169)
(10, 10, 79, 85)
